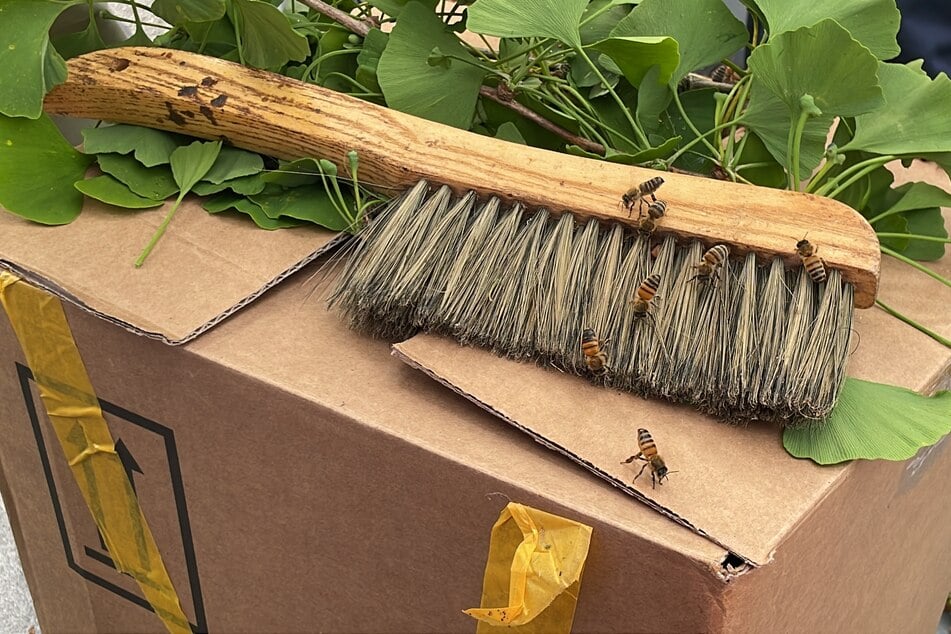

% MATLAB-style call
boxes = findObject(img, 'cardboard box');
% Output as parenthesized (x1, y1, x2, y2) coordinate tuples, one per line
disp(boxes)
(0, 164, 949, 633)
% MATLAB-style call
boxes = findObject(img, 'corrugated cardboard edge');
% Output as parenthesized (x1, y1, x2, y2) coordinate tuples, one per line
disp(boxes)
(0, 235, 344, 346)
(391, 345, 757, 573)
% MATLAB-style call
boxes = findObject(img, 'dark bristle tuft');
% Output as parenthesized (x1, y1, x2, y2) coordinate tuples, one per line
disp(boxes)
(329, 183, 854, 424)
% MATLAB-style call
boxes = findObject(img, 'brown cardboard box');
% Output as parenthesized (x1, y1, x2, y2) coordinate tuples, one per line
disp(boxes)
(0, 163, 949, 633)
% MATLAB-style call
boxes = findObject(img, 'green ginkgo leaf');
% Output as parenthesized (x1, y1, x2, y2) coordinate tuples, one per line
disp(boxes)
(203, 194, 303, 230)
(81, 125, 184, 167)
(150, 0, 226, 25)
(784, 379, 951, 465)
(743, 0, 900, 59)
(843, 61, 951, 157)
(747, 20, 883, 118)
(135, 140, 222, 266)
(50, 8, 107, 59)
(96, 153, 179, 200)
(0, 113, 92, 224)
(201, 146, 264, 184)
(467, 0, 588, 48)
(378, 1, 486, 129)
(610, 0, 747, 86)
(869, 181, 951, 261)
(589, 36, 679, 87)
(74, 175, 166, 209)
(367, 0, 437, 18)
(229, 0, 309, 69)
(742, 80, 834, 177)
(0, 0, 80, 118)
(192, 173, 266, 196)
(250, 184, 353, 230)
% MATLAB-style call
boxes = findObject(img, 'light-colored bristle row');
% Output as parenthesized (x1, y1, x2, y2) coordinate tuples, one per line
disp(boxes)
(330, 182, 853, 424)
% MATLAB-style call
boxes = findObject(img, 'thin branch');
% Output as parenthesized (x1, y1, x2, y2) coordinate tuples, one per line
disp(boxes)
(297, 0, 371, 37)
(479, 86, 605, 155)
(300, 0, 606, 155)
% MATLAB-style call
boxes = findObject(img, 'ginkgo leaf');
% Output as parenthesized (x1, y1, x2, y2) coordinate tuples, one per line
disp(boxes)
(467, 0, 588, 48)
(784, 378, 951, 464)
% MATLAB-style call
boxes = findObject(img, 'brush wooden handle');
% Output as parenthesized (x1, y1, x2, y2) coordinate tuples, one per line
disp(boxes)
(44, 47, 880, 307)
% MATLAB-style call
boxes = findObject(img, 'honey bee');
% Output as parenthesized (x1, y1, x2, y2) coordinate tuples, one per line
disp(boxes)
(621, 177, 664, 216)
(637, 199, 667, 235)
(689, 244, 729, 285)
(710, 63, 740, 85)
(580, 328, 609, 376)
(621, 427, 675, 489)
(796, 238, 827, 284)
(631, 273, 661, 320)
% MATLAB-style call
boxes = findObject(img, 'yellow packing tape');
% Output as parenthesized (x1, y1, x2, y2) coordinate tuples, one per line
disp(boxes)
(0, 271, 191, 634)
(464, 502, 593, 632)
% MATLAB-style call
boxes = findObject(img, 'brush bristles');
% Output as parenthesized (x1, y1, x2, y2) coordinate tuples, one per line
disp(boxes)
(330, 181, 853, 424)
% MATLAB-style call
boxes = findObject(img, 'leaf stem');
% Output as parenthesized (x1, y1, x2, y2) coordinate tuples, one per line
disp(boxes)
(788, 108, 811, 190)
(671, 89, 720, 157)
(814, 155, 895, 198)
(881, 245, 951, 288)
(135, 194, 185, 267)
(575, 47, 649, 149)
(876, 233, 951, 243)
(667, 117, 742, 166)
(876, 299, 951, 348)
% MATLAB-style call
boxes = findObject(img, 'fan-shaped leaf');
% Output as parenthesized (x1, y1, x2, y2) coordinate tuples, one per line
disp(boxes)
(96, 153, 179, 200)
(81, 125, 184, 167)
(747, 20, 883, 118)
(843, 61, 951, 157)
(75, 175, 166, 209)
(0, 113, 92, 224)
(784, 379, 951, 464)
(378, 1, 485, 129)
(151, 0, 226, 26)
(0, 0, 79, 118)
(589, 36, 679, 87)
(610, 0, 746, 86)
(743, 0, 899, 59)
(250, 185, 352, 230)
(229, 0, 309, 69)
(467, 0, 588, 48)
(202, 146, 264, 184)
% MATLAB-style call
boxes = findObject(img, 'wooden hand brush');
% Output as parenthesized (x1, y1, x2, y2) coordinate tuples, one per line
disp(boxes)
(44, 47, 881, 423)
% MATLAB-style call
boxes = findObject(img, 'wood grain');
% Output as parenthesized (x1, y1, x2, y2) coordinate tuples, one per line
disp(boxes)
(44, 47, 881, 307)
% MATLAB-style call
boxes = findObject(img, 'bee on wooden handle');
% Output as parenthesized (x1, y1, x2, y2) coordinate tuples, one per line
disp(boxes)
(621, 177, 664, 216)
(580, 328, 609, 376)
(796, 238, 827, 284)
(689, 244, 729, 285)
(621, 428, 675, 489)
(637, 199, 667, 235)
(631, 273, 661, 320)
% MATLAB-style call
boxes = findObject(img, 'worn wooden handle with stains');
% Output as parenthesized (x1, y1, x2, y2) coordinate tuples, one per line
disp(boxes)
(44, 47, 880, 307)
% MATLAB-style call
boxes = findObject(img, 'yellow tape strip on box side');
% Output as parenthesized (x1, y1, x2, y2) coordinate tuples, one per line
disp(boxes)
(0, 271, 191, 634)
(464, 502, 593, 633)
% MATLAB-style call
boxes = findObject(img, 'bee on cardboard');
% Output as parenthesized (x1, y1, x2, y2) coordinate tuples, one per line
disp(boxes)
(689, 244, 729, 286)
(621, 177, 664, 216)
(581, 328, 609, 376)
(621, 427, 674, 488)
(796, 238, 827, 284)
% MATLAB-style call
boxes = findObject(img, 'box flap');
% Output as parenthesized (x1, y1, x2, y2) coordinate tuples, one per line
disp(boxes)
(0, 197, 337, 344)
(392, 203, 951, 566)
(393, 335, 847, 565)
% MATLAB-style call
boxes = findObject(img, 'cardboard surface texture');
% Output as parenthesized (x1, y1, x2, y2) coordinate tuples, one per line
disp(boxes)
(0, 195, 336, 344)
(0, 162, 949, 633)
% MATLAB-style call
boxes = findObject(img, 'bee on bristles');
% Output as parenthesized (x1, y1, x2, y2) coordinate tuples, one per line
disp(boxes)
(796, 237, 827, 284)
(631, 273, 661, 320)
(621, 428, 676, 489)
(689, 244, 729, 286)
(621, 177, 664, 216)
(637, 199, 667, 235)
(580, 328, 609, 376)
